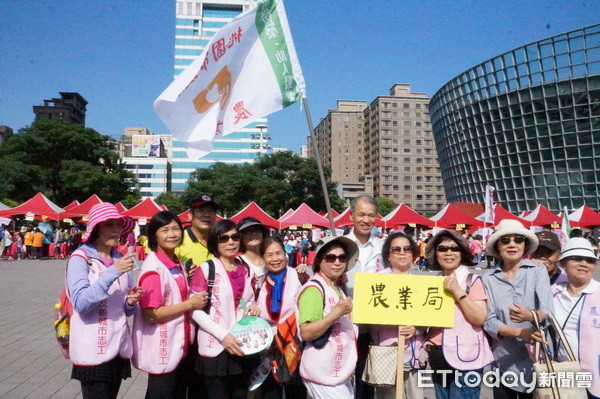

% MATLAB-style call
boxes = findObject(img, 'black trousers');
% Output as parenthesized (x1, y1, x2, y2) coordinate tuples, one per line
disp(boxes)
(81, 380, 122, 399)
(203, 372, 251, 399)
(145, 346, 205, 399)
(355, 331, 374, 399)
(493, 383, 534, 399)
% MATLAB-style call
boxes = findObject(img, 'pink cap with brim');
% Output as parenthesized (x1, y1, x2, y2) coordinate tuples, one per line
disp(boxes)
(82, 202, 135, 243)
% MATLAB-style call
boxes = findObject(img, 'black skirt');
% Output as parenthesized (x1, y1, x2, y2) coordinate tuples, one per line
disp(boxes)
(71, 356, 131, 383)
(196, 351, 260, 377)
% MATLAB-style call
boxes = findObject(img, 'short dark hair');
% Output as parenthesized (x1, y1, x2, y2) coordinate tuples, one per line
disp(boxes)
(260, 235, 285, 257)
(207, 219, 238, 256)
(381, 231, 419, 267)
(148, 211, 183, 252)
(426, 230, 475, 270)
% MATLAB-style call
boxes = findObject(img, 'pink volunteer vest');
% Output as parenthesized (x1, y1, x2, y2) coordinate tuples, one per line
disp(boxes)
(68, 249, 133, 366)
(578, 288, 600, 397)
(442, 272, 494, 370)
(258, 267, 302, 330)
(196, 258, 254, 357)
(297, 273, 358, 386)
(132, 252, 193, 374)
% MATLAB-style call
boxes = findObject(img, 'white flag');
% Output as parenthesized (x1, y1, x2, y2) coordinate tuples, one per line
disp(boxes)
(154, 0, 306, 158)
(484, 185, 495, 224)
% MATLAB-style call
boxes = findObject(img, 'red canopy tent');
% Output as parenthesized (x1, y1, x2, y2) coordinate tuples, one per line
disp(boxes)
(121, 198, 163, 220)
(63, 200, 80, 211)
(229, 201, 280, 229)
(333, 207, 385, 228)
(115, 202, 128, 213)
(0, 192, 66, 220)
(279, 208, 295, 221)
(518, 211, 530, 218)
(279, 203, 329, 229)
(319, 209, 340, 218)
(523, 205, 561, 227)
(382, 204, 434, 229)
(485, 204, 532, 227)
(568, 205, 600, 229)
(65, 194, 103, 218)
(429, 204, 484, 229)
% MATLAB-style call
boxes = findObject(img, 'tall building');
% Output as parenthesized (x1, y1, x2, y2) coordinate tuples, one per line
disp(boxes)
(32, 92, 87, 125)
(310, 100, 374, 201)
(309, 85, 446, 212)
(430, 24, 600, 213)
(0, 126, 13, 144)
(120, 128, 171, 198)
(171, 0, 270, 193)
(364, 84, 445, 212)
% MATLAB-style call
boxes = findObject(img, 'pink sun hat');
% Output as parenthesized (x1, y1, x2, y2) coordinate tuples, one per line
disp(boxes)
(82, 202, 135, 243)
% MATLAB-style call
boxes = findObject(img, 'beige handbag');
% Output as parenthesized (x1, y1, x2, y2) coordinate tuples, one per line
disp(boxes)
(531, 311, 587, 399)
(362, 345, 397, 387)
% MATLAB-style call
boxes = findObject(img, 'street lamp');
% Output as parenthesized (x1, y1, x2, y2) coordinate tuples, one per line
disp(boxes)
(255, 124, 267, 153)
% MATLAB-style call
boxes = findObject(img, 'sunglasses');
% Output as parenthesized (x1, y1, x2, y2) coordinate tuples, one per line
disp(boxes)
(567, 256, 597, 264)
(436, 245, 461, 253)
(391, 245, 413, 254)
(218, 233, 242, 243)
(499, 235, 526, 245)
(323, 253, 348, 263)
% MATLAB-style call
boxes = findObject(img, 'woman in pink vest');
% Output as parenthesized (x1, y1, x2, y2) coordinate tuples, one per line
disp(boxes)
(370, 231, 426, 399)
(552, 237, 600, 398)
(423, 229, 493, 399)
(132, 211, 209, 398)
(66, 203, 142, 399)
(256, 236, 308, 398)
(189, 219, 261, 399)
(297, 236, 359, 399)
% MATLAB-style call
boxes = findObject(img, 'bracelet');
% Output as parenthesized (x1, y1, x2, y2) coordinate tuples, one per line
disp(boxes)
(458, 294, 468, 301)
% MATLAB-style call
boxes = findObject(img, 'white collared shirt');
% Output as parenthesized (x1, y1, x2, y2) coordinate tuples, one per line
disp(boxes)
(345, 229, 383, 296)
(553, 279, 600, 361)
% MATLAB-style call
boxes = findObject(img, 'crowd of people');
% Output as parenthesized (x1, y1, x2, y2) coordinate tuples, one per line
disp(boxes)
(50, 194, 600, 399)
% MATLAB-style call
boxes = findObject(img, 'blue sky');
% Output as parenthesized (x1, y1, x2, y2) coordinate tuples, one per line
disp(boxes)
(1, 1, 598, 153)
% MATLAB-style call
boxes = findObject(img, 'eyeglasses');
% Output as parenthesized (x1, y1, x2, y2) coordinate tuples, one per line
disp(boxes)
(218, 233, 242, 243)
(567, 256, 597, 264)
(323, 253, 348, 263)
(436, 245, 461, 253)
(499, 235, 526, 246)
(391, 245, 413, 254)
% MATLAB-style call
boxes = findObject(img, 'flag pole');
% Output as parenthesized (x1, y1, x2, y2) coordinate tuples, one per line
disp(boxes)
(301, 96, 337, 235)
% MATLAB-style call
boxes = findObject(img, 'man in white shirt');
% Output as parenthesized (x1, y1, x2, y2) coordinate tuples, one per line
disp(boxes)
(344, 195, 383, 399)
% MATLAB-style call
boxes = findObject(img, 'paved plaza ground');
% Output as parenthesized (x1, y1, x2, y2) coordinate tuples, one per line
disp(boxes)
(5, 257, 596, 398)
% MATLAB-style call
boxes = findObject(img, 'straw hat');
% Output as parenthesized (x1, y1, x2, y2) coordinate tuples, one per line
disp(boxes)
(557, 238, 599, 266)
(486, 219, 538, 258)
(313, 236, 359, 273)
(82, 203, 135, 243)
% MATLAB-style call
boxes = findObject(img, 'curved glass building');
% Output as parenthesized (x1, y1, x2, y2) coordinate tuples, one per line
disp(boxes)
(430, 25, 600, 213)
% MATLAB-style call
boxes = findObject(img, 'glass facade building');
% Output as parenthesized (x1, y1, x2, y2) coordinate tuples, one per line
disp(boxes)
(171, 0, 270, 193)
(430, 25, 600, 213)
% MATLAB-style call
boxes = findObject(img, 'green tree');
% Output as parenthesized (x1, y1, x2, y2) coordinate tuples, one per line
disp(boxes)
(155, 192, 186, 215)
(0, 119, 139, 204)
(375, 196, 396, 217)
(182, 151, 345, 218)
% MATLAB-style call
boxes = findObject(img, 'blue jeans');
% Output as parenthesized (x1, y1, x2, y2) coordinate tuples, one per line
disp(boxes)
(433, 369, 482, 399)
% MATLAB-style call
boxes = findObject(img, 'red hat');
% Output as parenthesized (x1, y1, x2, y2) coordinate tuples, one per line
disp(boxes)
(82, 203, 135, 243)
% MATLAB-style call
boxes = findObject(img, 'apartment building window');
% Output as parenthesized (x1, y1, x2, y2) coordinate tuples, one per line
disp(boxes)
(416, 140, 422, 145)
(403, 157, 410, 163)
(415, 122, 422, 127)
(393, 185, 399, 190)
(416, 112, 421, 118)
(403, 176, 411, 182)
(403, 139, 411, 144)
(404, 185, 411, 190)
(404, 194, 411, 199)
(403, 112, 410, 117)
(393, 166, 399, 172)
(415, 104, 421, 109)
(416, 195, 423, 200)
(404, 167, 410, 172)
(383, 102, 390, 108)
(404, 121, 411, 127)
(415, 176, 422, 182)
(403, 148, 410, 153)
(416, 185, 423, 190)
(392, 103, 398, 108)
(425, 185, 433, 192)
(403, 103, 410, 109)
(416, 158, 423, 164)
